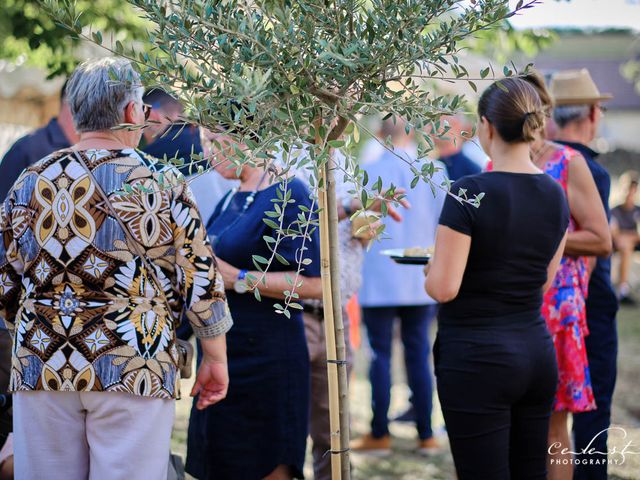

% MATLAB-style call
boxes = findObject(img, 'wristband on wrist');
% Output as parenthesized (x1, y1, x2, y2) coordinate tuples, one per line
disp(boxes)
(234, 269, 249, 294)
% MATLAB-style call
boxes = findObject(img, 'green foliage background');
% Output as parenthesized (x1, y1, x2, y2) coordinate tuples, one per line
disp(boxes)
(0, 0, 148, 76)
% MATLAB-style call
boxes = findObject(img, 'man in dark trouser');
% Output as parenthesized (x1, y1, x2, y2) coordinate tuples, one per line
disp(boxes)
(574, 309, 618, 477)
(352, 120, 446, 455)
(551, 69, 619, 480)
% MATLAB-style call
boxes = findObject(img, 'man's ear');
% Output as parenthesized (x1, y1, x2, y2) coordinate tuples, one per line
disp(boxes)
(589, 105, 597, 123)
(123, 101, 136, 124)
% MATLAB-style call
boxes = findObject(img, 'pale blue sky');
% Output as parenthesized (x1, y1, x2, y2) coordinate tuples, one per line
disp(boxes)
(508, 0, 640, 30)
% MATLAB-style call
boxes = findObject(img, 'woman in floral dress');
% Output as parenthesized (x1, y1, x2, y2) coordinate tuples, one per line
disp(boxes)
(524, 73, 612, 480)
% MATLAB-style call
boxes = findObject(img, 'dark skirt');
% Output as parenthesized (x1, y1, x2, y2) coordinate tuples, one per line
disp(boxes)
(186, 295, 310, 480)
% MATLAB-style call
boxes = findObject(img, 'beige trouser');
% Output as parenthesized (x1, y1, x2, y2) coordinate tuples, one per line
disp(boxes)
(13, 391, 175, 480)
(304, 310, 353, 480)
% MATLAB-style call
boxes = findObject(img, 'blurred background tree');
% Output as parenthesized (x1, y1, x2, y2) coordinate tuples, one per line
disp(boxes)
(464, 22, 555, 64)
(0, 0, 148, 76)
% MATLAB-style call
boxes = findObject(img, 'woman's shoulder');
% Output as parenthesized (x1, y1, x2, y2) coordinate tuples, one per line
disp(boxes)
(456, 171, 563, 196)
(449, 172, 488, 192)
(253, 176, 313, 210)
(538, 174, 570, 215)
(443, 174, 490, 208)
(546, 142, 586, 166)
(554, 142, 584, 160)
(536, 169, 566, 190)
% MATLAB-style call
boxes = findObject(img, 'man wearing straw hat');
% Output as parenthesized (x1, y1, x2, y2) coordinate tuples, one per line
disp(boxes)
(551, 69, 617, 480)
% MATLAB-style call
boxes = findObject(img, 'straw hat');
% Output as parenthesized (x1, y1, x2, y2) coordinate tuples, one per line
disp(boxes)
(550, 69, 613, 105)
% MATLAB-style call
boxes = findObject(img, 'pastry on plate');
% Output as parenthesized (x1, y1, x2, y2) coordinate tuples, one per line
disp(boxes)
(403, 246, 434, 257)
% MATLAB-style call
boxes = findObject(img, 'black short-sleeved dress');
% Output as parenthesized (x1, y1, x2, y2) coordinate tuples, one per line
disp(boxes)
(438, 172, 570, 323)
(186, 178, 321, 480)
(434, 172, 571, 480)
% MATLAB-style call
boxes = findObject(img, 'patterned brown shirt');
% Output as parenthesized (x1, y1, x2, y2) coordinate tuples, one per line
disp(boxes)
(0, 148, 232, 399)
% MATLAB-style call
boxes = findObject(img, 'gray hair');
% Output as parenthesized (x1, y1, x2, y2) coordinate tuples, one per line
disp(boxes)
(552, 104, 591, 129)
(66, 57, 143, 133)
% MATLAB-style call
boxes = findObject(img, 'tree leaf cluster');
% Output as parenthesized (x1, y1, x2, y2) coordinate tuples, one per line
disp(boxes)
(40, 0, 539, 310)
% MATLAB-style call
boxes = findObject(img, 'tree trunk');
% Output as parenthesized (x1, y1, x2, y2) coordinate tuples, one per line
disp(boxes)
(318, 152, 351, 480)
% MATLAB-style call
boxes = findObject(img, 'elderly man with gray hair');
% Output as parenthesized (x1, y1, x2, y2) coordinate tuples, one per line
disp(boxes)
(551, 69, 617, 480)
(0, 57, 232, 479)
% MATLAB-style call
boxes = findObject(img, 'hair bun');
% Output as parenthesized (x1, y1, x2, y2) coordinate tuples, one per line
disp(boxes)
(522, 109, 545, 142)
(478, 77, 546, 144)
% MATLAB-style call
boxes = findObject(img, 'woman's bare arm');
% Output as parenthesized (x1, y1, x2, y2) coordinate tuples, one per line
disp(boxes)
(425, 225, 471, 303)
(543, 231, 568, 293)
(214, 255, 323, 300)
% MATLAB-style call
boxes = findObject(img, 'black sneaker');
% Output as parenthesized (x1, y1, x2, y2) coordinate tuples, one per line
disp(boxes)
(619, 295, 637, 306)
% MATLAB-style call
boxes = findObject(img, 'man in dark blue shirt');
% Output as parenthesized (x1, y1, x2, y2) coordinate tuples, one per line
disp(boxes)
(0, 84, 78, 201)
(551, 69, 617, 480)
(141, 88, 203, 178)
(434, 115, 481, 181)
(439, 150, 481, 182)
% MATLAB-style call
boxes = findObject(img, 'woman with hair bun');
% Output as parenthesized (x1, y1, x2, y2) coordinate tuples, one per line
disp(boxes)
(424, 77, 570, 479)
(520, 72, 611, 480)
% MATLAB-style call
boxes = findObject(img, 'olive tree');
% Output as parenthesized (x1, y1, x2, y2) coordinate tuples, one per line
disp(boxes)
(43, 1, 540, 477)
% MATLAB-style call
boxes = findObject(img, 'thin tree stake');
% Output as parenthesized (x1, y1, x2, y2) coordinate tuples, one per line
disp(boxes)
(318, 152, 351, 479)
